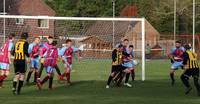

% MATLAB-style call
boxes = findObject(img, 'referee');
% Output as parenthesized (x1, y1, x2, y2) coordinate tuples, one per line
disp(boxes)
(181, 44, 200, 96)
(12, 32, 30, 95)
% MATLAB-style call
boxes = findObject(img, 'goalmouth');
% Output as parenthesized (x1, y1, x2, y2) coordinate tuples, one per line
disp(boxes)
(0, 15, 146, 81)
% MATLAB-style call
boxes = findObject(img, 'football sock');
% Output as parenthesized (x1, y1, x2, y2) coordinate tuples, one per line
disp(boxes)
(170, 73, 175, 81)
(41, 76, 50, 85)
(131, 70, 135, 81)
(49, 77, 53, 89)
(55, 65, 61, 76)
(17, 80, 24, 94)
(26, 71, 33, 82)
(39, 64, 44, 78)
(181, 74, 190, 88)
(66, 73, 70, 82)
(34, 72, 39, 83)
(125, 73, 130, 83)
(13, 81, 17, 89)
(107, 76, 113, 85)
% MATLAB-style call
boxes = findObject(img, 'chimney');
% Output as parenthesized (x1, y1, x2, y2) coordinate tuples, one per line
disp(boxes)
(120, 5, 137, 17)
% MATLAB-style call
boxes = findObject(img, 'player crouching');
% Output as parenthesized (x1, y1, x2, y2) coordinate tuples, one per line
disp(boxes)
(59, 39, 80, 85)
(0, 33, 15, 88)
(106, 44, 131, 89)
(181, 44, 200, 96)
(36, 40, 58, 91)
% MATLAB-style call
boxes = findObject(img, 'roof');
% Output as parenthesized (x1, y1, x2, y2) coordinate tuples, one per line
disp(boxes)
(85, 21, 138, 44)
(80, 35, 111, 43)
(0, 0, 55, 16)
(85, 19, 159, 44)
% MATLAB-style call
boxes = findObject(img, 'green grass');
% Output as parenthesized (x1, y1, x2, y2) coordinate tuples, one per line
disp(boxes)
(0, 60, 200, 104)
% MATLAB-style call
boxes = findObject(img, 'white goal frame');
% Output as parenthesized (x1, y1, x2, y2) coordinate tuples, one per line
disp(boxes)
(0, 15, 146, 81)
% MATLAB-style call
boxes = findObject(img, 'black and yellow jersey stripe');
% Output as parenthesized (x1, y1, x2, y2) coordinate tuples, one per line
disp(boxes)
(183, 50, 199, 69)
(13, 39, 29, 60)
(112, 49, 123, 66)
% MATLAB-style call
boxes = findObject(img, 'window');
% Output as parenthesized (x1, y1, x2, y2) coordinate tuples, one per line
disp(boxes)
(38, 19, 49, 28)
(16, 18, 24, 24)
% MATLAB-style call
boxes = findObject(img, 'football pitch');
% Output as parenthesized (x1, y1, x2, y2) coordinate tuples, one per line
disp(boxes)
(0, 60, 200, 104)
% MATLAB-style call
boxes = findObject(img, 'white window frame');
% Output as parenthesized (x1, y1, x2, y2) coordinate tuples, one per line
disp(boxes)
(16, 18, 24, 25)
(38, 19, 49, 28)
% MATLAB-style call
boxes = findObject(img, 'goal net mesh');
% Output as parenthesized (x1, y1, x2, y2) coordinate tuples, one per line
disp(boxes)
(0, 15, 146, 80)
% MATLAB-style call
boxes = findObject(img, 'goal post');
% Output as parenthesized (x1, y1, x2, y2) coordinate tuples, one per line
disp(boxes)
(0, 15, 146, 81)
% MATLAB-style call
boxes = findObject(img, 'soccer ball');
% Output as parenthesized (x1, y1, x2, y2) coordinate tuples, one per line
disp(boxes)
(133, 59, 139, 66)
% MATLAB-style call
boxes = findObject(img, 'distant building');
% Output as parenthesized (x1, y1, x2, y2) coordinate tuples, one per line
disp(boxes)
(84, 19, 160, 58)
(80, 36, 112, 58)
(0, 0, 55, 41)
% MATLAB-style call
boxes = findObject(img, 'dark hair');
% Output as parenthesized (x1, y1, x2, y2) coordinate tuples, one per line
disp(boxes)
(118, 44, 123, 48)
(175, 40, 181, 44)
(52, 40, 57, 46)
(184, 44, 191, 50)
(8, 33, 15, 39)
(21, 32, 28, 39)
(129, 45, 134, 48)
(123, 39, 129, 42)
(48, 36, 54, 39)
(66, 39, 72, 43)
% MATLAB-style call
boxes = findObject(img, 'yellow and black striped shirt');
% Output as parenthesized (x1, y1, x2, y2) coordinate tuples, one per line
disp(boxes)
(13, 39, 29, 60)
(112, 49, 123, 66)
(183, 50, 199, 69)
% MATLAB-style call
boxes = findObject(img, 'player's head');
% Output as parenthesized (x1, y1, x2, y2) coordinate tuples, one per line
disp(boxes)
(34, 37, 40, 44)
(123, 39, 129, 47)
(8, 32, 15, 40)
(52, 40, 57, 46)
(20, 32, 28, 40)
(66, 39, 72, 47)
(118, 44, 123, 51)
(175, 40, 182, 48)
(129, 45, 134, 51)
(47, 36, 54, 44)
(184, 44, 191, 50)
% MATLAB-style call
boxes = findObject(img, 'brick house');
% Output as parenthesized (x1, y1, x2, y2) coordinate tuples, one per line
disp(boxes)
(0, 0, 55, 41)
(80, 36, 112, 58)
(84, 19, 160, 58)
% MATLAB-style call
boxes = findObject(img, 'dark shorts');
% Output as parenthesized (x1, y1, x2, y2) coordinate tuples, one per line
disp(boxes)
(111, 65, 126, 73)
(183, 68, 199, 77)
(13, 60, 26, 74)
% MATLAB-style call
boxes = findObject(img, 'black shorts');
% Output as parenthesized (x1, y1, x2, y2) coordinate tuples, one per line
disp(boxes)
(183, 68, 199, 77)
(111, 65, 126, 73)
(13, 60, 26, 74)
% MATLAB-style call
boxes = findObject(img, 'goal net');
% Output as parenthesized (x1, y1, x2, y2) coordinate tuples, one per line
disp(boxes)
(0, 15, 146, 81)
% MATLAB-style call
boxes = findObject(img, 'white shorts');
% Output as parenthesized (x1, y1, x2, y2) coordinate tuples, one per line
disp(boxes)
(0, 62, 9, 70)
